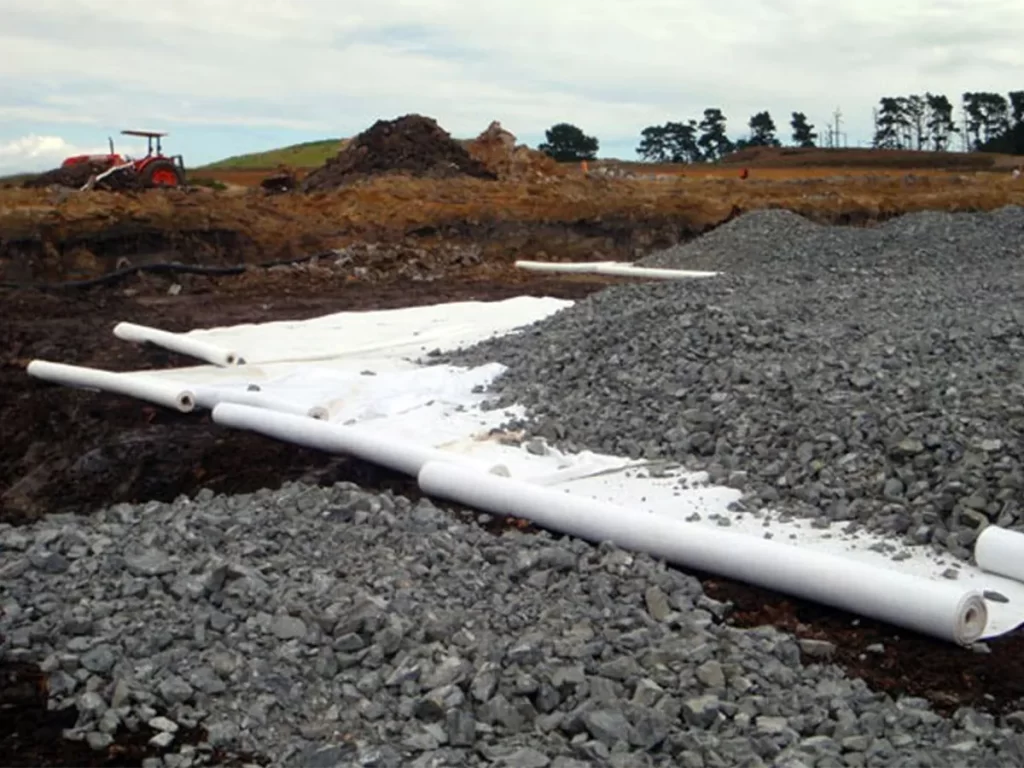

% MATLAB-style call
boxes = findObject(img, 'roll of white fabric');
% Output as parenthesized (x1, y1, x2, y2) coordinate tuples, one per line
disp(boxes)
(975, 526, 1024, 584)
(114, 322, 240, 367)
(193, 386, 328, 420)
(210, 403, 509, 477)
(417, 460, 989, 646)
(26, 360, 196, 412)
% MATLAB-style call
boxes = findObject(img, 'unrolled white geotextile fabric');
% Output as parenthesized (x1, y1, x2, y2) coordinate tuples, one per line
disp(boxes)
(24, 296, 1024, 645)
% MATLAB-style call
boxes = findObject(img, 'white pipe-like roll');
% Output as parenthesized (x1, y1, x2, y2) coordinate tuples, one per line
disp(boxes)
(26, 360, 196, 412)
(975, 526, 1024, 584)
(515, 260, 718, 280)
(193, 386, 329, 420)
(113, 322, 241, 367)
(594, 264, 719, 280)
(417, 461, 988, 646)
(211, 403, 508, 476)
(515, 260, 620, 274)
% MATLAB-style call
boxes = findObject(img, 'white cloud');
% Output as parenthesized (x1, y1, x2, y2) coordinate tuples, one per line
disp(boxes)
(1, 0, 1022, 157)
(0, 134, 151, 174)
(0, 135, 99, 173)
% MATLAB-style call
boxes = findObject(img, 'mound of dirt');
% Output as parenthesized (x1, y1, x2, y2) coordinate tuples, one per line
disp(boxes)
(24, 162, 102, 190)
(260, 166, 298, 194)
(23, 162, 141, 192)
(300, 115, 497, 192)
(464, 121, 564, 180)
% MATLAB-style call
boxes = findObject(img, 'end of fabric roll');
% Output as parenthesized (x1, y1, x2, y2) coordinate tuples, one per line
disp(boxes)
(176, 390, 197, 413)
(111, 321, 135, 339)
(955, 593, 988, 646)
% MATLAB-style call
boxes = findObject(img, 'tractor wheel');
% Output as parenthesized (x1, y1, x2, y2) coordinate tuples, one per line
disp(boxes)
(141, 160, 184, 188)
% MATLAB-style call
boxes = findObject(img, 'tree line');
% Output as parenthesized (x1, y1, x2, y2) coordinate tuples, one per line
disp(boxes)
(537, 89, 1024, 163)
(874, 91, 1024, 152)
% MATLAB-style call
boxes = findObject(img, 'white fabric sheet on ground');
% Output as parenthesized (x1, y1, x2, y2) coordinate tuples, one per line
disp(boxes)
(175, 297, 573, 366)
(30, 296, 1024, 641)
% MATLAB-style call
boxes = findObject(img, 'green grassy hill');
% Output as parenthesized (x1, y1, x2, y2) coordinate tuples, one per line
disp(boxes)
(198, 139, 341, 170)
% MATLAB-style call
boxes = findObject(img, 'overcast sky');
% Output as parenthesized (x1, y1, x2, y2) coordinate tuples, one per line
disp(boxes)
(1, 0, 1022, 173)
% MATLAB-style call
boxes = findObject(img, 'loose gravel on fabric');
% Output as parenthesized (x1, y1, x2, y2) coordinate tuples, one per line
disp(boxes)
(443, 206, 1024, 561)
(4, 484, 1024, 767)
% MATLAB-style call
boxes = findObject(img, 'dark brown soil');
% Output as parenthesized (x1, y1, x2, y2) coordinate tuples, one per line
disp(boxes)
(299, 114, 497, 191)
(259, 169, 297, 194)
(701, 577, 1024, 716)
(2, 270, 1024, 765)
(0, 661, 261, 767)
(23, 162, 141, 192)
(23, 162, 104, 189)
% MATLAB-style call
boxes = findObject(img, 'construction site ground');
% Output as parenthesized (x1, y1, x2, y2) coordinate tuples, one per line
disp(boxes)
(3, 170, 1023, 286)
(2, 168, 1024, 765)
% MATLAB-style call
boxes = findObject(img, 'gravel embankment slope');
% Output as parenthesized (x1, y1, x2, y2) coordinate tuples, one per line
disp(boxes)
(3, 484, 1022, 767)
(447, 207, 1024, 560)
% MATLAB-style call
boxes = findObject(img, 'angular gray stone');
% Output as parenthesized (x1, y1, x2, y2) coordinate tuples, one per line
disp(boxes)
(695, 660, 725, 688)
(582, 708, 632, 746)
(125, 549, 175, 577)
(644, 585, 671, 621)
(271, 614, 307, 640)
(80, 645, 117, 674)
(682, 695, 722, 728)
(156, 675, 194, 705)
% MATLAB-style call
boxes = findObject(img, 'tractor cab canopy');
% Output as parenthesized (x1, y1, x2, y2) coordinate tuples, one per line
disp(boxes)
(121, 130, 169, 156)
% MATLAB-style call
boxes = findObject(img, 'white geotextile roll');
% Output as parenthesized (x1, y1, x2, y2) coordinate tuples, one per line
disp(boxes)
(26, 360, 196, 412)
(210, 403, 509, 477)
(113, 322, 241, 367)
(417, 461, 989, 646)
(194, 386, 328, 420)
(514, 260, 718, 280)
(975, 526, 1024, 584)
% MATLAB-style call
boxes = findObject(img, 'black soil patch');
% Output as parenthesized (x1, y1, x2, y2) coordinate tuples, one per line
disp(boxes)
(700, 576, 1024, 716)
(0, 661, 260, 766)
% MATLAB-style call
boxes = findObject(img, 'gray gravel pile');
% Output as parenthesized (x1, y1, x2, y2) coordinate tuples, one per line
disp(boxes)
(639, 207, 1024, 274)
(4, 484, 1024, 766)
(442, 207, 1024, 559)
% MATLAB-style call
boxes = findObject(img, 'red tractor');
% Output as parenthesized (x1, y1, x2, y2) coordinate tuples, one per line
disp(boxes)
(61, 130, 186, 188)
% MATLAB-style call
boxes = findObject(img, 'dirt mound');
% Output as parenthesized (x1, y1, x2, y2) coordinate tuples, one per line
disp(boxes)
(464, 121, 564, 180)
(299, 115, 497, 191)
(23, 162, 141, 192)
(24, 162, 102, 190)
(260, 166, 297, 194)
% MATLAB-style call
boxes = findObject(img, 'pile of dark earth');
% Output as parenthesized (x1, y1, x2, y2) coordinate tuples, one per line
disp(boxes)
(23, 160, 141, 191)
(442, 206, 1024, 562)
(299, 114, 497, 192)
(5, 482, 1024, 768)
